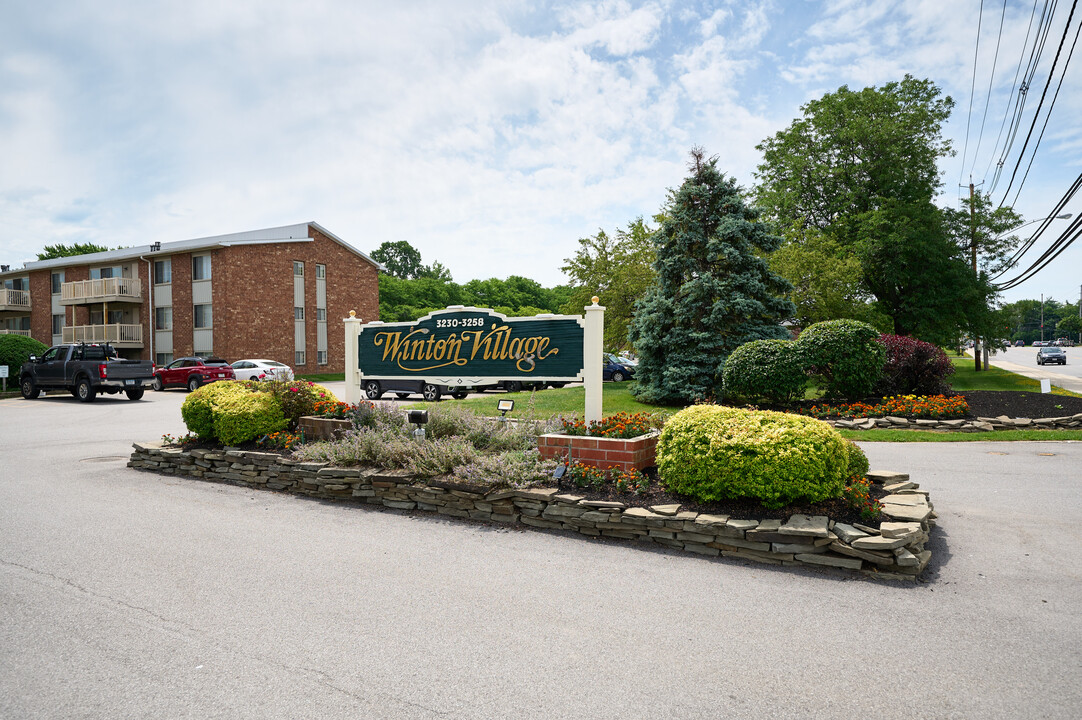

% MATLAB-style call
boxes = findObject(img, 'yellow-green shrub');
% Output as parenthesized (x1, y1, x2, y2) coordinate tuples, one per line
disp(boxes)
(245, 380, 339, 428)
(656, 404, 849, 509)
(214, 391, 288, 445)
(180, 381, 250, 439)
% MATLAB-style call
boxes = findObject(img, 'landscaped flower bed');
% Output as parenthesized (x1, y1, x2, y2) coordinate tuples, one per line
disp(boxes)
(536, 411, 662, 471)
(796, 394, 969, 420)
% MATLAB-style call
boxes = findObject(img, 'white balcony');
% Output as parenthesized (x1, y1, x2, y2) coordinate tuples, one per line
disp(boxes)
(60, 277, 142, 305)
(0, 288, 31, 314)
(62, 324, 144, 347)
(0, 328, 31, 336)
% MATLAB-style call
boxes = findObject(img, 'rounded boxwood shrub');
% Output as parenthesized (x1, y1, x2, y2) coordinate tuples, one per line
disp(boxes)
(245, 380, 338, 429)
(797, 319, 885, 399)
(0, 334, 48, 382)
(656, 404, 849, 509)
(722, 339, 807, 404)
(214, 391, 288, 445)
(875, 333, 955, 395)
(180, 381, 251, 440)
(844, 439, 869, 478)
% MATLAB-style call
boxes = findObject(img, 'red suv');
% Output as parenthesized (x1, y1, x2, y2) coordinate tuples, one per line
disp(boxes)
(152, 356, 236, 392)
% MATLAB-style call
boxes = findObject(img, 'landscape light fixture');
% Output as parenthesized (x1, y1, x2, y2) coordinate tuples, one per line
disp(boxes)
(407, 409, 428, 441)
(497, 399, 514, 418)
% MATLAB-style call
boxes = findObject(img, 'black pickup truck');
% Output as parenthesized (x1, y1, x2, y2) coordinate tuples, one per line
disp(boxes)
(20, 343, 156, 402)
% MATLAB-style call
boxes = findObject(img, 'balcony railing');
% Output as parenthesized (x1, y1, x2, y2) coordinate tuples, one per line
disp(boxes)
(0, 288, 31, 312)
(62, 324, 144, 346)
(0, 329, 31, 336)
(60, 277, 142, 305)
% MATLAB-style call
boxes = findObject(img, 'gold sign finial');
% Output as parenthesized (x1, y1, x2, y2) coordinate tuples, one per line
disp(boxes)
(591, 296, 600, 305)
(349, 310, 357, 318)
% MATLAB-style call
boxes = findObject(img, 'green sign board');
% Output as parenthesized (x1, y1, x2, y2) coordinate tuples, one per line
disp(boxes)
(358, 307, 585, 382)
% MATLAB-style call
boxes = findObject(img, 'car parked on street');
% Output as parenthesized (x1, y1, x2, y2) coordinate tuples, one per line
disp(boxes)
(152, 357, 236, 392)
(603, 353, 635, 382)
(1037, 347, 1067, 365)
(230, 359, 294, 382)
(1015, 340, 1025, 346)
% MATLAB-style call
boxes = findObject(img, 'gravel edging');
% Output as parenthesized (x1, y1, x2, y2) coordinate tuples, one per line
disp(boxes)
(129, 443, 935, 581)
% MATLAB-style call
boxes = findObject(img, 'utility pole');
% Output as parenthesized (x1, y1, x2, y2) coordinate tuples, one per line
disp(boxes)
(969, 182, 985, 371)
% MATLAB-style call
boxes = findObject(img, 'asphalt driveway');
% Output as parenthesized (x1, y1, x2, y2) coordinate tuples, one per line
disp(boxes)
(1, 389, 1080, 719)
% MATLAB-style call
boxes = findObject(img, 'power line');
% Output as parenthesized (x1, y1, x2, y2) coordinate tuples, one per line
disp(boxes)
(993, 170, 1082, 280)
(969, 0, 1009, 179)
(983, 0, 1044, 184)
(959, 0, 985, 188)
(1008, 13, 1082, 207)
(988, 0, 1058, 195)
(996, 0, 1079, 206)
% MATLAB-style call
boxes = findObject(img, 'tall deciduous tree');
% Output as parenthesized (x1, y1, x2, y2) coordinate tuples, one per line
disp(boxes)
(629, 149, 794, 404)
(36, 242, 114, 260)
(753, 75, 1004, 348)
(560, 217, 656, 350)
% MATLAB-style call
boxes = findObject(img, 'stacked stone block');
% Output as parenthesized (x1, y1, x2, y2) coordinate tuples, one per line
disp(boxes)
(129, 443, 935, 580)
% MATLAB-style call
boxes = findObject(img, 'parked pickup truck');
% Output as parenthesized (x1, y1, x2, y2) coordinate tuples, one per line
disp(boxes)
(20, 343, 156, 402)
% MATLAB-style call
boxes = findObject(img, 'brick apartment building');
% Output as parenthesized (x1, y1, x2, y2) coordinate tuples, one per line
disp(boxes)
(0, 222, 381, 374)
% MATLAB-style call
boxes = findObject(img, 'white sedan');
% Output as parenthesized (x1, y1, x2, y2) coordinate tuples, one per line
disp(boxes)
(230, 359, 295, 382)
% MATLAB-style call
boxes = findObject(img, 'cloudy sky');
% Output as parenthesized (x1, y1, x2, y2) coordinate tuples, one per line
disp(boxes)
(2, 0, 1080, 305)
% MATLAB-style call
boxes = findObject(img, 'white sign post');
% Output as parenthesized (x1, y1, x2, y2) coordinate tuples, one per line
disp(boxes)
(343, 311, 363, 405)
(0, 365, 7, 393)
(583, 297, 605, 424)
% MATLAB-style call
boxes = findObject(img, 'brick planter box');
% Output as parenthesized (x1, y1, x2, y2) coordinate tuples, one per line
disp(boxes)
(297, 416, 352, 441)
(537, 431, 659, 472)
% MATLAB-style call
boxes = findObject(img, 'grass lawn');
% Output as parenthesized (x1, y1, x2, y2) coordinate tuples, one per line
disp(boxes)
(948, 356, 1081, 397)
(297, 373, 346, 382)
(436, 382, 682, 419)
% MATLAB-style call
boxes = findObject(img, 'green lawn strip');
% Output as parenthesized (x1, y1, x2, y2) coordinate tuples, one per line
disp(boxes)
(838, 428, 1082, 442)
(947, 356, 1082, 397)
(297, 373, 346, 382)
(422, 383, 682, 418)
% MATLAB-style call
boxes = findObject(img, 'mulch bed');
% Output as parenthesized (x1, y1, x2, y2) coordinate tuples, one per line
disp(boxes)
(956, 390, 1082, 418)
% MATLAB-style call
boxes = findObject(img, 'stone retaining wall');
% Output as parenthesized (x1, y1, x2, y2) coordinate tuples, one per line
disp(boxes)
(827, 412, 1082, 431)
(128, 444, 935, 581)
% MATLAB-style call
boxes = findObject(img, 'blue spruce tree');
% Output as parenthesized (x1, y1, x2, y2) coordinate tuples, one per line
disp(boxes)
(629, 149, 794, 404)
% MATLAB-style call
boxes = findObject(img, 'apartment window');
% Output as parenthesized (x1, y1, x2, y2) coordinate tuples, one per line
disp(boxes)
(4, 277, 28, 291)
(107, 310, 125, 324)
(154, 259, 172, 284)
(52, 314, 64, 335)
(317, 350, 327, 365)
(155, 352, 173, 367)
(155, 306, 172, 331)
(90, 266, 120, 280)
(192, 255, 211, 281)
(295, 350, 306, 366)
(51, 272, 63, 294)
(194, 304, 212, 329)
(317, 308, 326, 321)
(294, 307, 305, 320)
(316, 264, 325, 279)
(293, 261, 304, 276)
(90, 310, 104, 325)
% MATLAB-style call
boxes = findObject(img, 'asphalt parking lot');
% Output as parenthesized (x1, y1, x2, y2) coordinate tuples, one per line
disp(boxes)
(2, 386, 1081, 719)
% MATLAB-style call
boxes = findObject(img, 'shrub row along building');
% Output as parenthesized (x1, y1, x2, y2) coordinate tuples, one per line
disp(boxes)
(0, 222, 381, 374)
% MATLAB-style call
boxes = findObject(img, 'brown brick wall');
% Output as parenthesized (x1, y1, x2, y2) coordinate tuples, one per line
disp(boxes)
(7, 224, 378, 371)
(28, 270, 51, 345)
(211, 229, 379, 373)
(171, 253, 193, 358)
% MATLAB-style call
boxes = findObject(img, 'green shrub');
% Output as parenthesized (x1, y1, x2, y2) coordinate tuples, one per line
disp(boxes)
(248, 380, 338, 428)
(214, 391, 288, 445)
(0, 334, 48, 382)
(722, 339, 807, 404)
(656, 404, 849, 509)
(797, 319, 885, 399)
(180, 381, 250, 439)
(844, 439, 869, 478)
